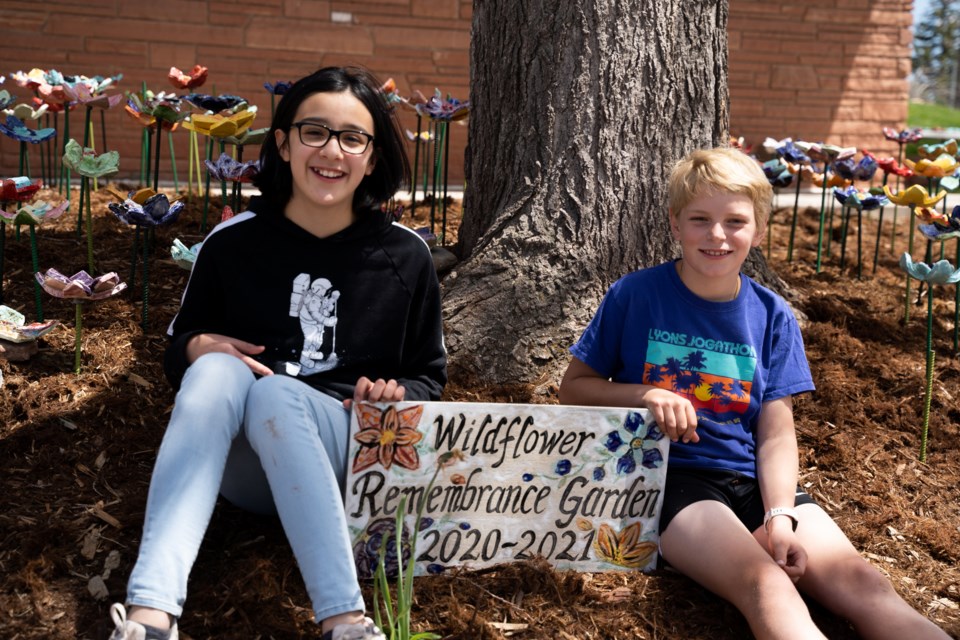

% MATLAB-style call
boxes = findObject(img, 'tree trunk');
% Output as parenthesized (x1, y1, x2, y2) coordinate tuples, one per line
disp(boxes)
(444, 0, 782, 386)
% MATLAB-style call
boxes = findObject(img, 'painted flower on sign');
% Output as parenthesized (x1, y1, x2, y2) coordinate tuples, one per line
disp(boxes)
(603, 411, 664, 475)
(353, 517, 410, 580)
(168, 65, 208, 90)
(352, 403, 425, 472)
(593, 522, 658, 569)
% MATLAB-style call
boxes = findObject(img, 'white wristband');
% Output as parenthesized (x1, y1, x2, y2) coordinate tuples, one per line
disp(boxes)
(763, 507, 798, 532)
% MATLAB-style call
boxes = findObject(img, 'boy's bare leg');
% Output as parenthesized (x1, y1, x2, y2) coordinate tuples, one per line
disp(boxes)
(660, 499, 827, 640)
(785, 504, 950, 640)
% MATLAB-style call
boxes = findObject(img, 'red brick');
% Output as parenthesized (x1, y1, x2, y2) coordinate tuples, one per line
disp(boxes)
(371, 26, 470, 50)
(283, 0, 332, 19)
(47, 15, 245, 47)
(771, 64, 820, 90)
(246, 19, 374, 55)
(118, 0, 205, 20)
(411, 0, 457, 18)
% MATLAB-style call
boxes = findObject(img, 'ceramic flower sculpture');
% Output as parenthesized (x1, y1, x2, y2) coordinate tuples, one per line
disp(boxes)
(904, 155, 960, 180)
(168, 65, 209, 90)
(832, 186, 889, 279)
(170, 238, 202, 271)
(36, 268, 127, 372)
(882, 127, 924, 145)
(0, 304, 58, 344)
(899, 252, 960, 462)
(264, 81, 292, 117)
(4, 102, 49, 122)
(0, 90, 16, 110)
(915, 138, 958, 160)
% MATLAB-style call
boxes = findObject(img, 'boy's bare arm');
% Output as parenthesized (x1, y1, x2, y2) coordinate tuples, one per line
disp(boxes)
(755, 396, 806, 579)
(559, 357, 699, 443)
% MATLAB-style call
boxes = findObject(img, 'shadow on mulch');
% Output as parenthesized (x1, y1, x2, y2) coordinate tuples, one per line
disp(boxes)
(0, 189, 958, 639)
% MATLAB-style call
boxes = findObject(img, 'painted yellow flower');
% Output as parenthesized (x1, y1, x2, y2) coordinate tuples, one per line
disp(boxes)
(882, 184, 947, 208)
(184, 110, 256, 138)
(593, 522, 657, 569)
(904, 155, 960, 179)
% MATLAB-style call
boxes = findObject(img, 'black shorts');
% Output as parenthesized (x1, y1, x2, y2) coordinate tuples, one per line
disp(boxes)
(658, 467, 816, 535)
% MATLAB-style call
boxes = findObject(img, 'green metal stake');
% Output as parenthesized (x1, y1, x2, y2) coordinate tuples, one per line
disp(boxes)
(84, 177, 95, 273)
(28, 224, 43, 321)
(74, 302, 83, 374)
(168, 130, 179, 193)
(815, 169, 829, 273)
(787, 172, 803, 263)
(920, 286, 934, 463)
(905, 208, 917, 324)
(141, 226, 151, 331)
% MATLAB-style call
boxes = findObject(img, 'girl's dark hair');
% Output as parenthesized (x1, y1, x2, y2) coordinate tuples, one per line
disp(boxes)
(253, 66, 410, 215)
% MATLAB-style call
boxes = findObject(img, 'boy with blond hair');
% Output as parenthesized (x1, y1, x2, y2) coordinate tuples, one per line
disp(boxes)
(560, 147, 948, 639)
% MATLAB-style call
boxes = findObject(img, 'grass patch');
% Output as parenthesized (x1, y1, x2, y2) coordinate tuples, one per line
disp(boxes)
(908, 101, 960, 129)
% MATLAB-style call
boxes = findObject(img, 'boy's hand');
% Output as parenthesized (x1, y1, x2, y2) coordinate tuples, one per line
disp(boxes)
(187, 332, 273, 377)
(643, 388, 699, 443)
(765, 518, 807, 582)
(344, 376, 406, 411)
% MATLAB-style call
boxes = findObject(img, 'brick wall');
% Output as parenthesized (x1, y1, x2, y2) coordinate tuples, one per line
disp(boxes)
(0, 0, 912, 186)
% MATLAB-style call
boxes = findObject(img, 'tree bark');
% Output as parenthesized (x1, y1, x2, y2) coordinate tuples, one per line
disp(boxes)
(444, 0, 782, 386)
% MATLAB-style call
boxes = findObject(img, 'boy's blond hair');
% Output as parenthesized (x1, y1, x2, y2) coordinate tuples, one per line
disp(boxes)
(668, 147, 772, 231)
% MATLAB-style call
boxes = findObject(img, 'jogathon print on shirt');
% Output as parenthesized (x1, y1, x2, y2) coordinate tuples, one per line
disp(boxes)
(643, 328, 757, 419)
(289, 273, 341, 375)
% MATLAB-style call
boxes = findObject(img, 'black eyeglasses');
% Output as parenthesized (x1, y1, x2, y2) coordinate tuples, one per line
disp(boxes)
(290, 121, 374, 155)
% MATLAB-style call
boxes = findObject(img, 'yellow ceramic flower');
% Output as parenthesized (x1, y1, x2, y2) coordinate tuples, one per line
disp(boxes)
(184, 110, 256, 138)
(904, 155, 960, 179)
(882, 184, 947, 208)
(811, 171, 850, 189)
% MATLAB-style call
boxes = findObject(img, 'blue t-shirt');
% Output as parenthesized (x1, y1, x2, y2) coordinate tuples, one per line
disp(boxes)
(570, 261, 815, 476)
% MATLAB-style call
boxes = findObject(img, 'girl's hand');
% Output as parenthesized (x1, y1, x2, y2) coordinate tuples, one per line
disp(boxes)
(186, 333, 274, 377)
(765, 518, 807, 583)
(344, 377, 406, 410)
(643, 388, 699, 443)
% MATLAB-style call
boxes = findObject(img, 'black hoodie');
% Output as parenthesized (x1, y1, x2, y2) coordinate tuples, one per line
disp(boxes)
(164, 197, 447, 401)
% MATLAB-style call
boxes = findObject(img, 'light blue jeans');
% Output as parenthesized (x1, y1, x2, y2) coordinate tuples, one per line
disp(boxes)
(126, 353, 364, 622)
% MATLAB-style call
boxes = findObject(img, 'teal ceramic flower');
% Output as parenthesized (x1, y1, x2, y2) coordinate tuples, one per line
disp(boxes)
(62, 139, 120, 179)
(899, 253, 960, 285)
(0, 200, 68, 226)
(833, 186, 888, 211)
(171, 238, 202, 271)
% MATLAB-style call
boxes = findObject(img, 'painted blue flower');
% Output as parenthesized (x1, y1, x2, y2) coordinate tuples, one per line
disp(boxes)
(593, 466, 605, 481)
(899, 253, 960, 285)
(833, 156, 877, 182)
(418, 517, 434, 531)
(459, 522, 471, 530)
(109, 194, 184, 227)
(604, 411, 664, 475)
(555, 459, 572, 476)
(0, 115, 55, 144)
(183, 93, 247, 113)
(832, 186, 888, 211)
(522, 473, 533, 482)
(427, 563, 446, 575)
(263, 81, 293, 96)
(762, 158, 793, 188)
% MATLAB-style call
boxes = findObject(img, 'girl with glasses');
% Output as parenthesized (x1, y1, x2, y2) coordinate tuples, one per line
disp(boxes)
(109, 67, 447, 640)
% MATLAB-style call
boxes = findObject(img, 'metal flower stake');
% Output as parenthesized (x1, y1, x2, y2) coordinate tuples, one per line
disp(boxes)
(884, 184, 947, 323)
(61, 139, 120, 272)
(35, 269, 126, 373)
(0, 195, 68, 320)
(760, 156, 793, 259)
(109, 193, 184, 330)
(763, 138, 813, 263)
(416, 90, 469, 245)
(899, 249, 960, 462)
(882, 127, 924, 253)
(832, 186, 888, 280)
(796, 142, 856, 273)
(874, 156, 914, 271)
(0, 177, 42, 305)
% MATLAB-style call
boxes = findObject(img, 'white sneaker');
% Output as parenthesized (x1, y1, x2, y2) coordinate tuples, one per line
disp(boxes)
(108, 603, 179, 640)
(321, 616, 387, 640)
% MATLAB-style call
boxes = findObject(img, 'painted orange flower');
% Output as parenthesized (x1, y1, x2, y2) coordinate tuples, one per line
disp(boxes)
(352, 404, 424, 472)
(593, 522, 657, 569)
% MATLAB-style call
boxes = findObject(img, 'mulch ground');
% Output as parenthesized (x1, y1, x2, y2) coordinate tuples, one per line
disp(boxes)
(0, 187, 958, 639)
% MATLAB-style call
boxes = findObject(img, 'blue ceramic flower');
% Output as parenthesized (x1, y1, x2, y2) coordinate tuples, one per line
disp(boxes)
(555, 459, 572, 476)
(762, 158, 793, 188)
(110, 194, 184, 227)
(263, 81, 292, 96)
(899, 253, 960, 285)
(832, 186, 888, 211)
(183, 93, 247, 113)
(204, 152, 260, 183)
(416, 89, 469, 121)
(774, 140, 811, 165)
(0, 115, 55, 144)
(833, 155, 877, 182)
